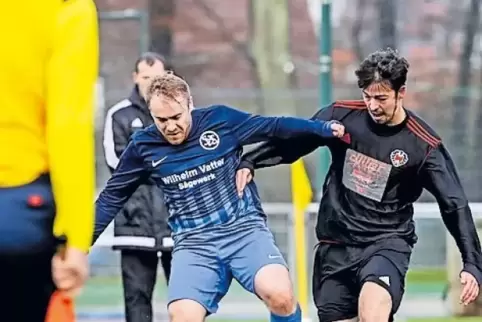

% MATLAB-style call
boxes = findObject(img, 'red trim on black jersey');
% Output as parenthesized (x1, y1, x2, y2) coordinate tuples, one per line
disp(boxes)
(406, 117, 441, 148)
(334, 100, 366, 109)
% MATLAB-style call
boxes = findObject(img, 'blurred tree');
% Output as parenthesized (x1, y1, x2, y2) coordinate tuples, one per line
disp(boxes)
(250, 0, 296, 201)
(475, 41, 482, 197)
(443, 1, 460, 58)
(352, 0, 368, 62)
(451, 0, 480, 170)
(148, 0, 174, 61)
(251, 0, 294, 115)
(378, 0, 397, 49)
(193, 0, 263, 110)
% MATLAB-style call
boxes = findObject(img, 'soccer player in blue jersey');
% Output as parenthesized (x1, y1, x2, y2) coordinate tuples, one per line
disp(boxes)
(93, 72, 345, 322)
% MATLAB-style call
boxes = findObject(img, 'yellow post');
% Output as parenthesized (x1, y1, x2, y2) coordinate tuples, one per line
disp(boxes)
(293, 200, 309, 314)
(291, 159, 313, 319)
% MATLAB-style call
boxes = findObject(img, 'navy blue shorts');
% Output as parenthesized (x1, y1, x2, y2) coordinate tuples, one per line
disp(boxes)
(167, 216, 287, 314)
(0, 174, 57, 321)
(0, 174, 56, 254)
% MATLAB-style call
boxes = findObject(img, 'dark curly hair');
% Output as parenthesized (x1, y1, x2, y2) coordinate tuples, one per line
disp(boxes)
(355, 48, 410, 92)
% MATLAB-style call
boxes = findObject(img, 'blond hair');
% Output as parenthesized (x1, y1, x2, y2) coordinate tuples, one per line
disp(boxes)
(145, 71, 191, 105)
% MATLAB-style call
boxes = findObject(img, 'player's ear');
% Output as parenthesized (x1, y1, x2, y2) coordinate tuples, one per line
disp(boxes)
(188, 96, 194, 110)
(397, 86, 407, 99)
(132, 72, 138, 84)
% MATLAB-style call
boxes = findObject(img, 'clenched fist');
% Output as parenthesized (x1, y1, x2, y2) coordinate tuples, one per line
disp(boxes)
(330, 121, 345, 138)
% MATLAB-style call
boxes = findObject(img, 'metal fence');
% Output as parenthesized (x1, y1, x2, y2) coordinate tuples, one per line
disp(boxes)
(93, 202, 482, 271)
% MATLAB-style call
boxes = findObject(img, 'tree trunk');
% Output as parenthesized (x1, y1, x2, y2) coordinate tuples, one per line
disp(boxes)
(250, 0, 295, 202)
(378, 0, 397, 49)
(443, 1, 459, 58)
(148, 0, 175, 62)
(451, 0, 480, 171)
(352, 0, 367, 62)
(448, 6, 481, 314)
(475, 48, 482, 199)
(251, 0, 293, 114)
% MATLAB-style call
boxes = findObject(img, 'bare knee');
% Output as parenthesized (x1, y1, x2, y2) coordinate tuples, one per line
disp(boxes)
(254, 264, 297, 316)
(168, 299, 206, 322)
(358, 282, 392, 322)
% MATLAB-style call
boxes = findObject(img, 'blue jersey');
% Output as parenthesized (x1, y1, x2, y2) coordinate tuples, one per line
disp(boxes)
(94, 105, 336, 240)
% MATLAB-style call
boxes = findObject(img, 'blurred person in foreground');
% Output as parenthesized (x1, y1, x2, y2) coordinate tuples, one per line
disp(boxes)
(236, 48, 482, 322)
(93, 72, 345, 322)
(0, 1, 98, 321)
(103, 52, 173, 322)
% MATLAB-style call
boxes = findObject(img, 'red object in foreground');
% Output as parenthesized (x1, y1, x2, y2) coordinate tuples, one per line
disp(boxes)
(27, 194, 44, 207)
(340, 133, 351, 144)
(45, 291, 75, 322)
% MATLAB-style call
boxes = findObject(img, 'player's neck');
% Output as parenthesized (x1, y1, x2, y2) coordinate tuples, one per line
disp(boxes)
(386, 105, 407, 127)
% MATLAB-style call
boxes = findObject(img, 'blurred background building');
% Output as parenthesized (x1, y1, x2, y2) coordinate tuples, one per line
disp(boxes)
(86, 0, 482, 320)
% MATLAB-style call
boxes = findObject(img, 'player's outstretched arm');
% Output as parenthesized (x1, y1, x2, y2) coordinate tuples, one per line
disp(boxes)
(239, 104, 336, 170)
(421, 143, 482, 285)
(46, 0, 99, 252)
(223, 105, 342, 145)
(94, 140, 150, 244)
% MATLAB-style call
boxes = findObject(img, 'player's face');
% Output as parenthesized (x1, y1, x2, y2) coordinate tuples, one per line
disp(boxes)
(149, 95, 193, 145)
(362, 82, 406, 125)
(133, 61, 166, 100)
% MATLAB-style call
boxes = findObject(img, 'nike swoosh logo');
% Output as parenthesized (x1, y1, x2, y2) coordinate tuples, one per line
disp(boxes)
(152, 156, 168, 167)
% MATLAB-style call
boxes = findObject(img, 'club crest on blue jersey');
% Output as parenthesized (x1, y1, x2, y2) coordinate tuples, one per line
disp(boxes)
(390, 149, 408, 167)
(199, 131, 220, 150)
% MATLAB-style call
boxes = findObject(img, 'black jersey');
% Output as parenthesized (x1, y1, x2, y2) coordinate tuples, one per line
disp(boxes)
(242, 100, 482, 281)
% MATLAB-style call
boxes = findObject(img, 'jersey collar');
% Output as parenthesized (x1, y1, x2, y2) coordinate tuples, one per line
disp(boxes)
(366, 108, 409, 136)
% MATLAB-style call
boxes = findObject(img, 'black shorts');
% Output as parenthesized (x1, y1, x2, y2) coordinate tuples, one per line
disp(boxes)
(312, 238, 411, 322)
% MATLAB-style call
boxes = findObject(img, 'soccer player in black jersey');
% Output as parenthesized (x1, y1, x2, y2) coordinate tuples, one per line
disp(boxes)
(235, 48, 482, 322)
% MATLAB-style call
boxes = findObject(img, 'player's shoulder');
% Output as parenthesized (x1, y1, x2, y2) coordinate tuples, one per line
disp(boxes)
(329, 99, 367, 121)
(130, 124, 158, 142)
(194, 104, 237, 115)
(192, 104, 243, 126)
(191, 104, 222, 118)
(333, 99, 367, 110)
(405, 110, 442, 148)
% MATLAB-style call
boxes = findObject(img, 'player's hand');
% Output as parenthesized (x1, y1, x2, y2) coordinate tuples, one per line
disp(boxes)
(236, 168, 253, 198)
(52, 247, 89, 297)
(459, 271, 480, 305)
(330, 122, 345, 138)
